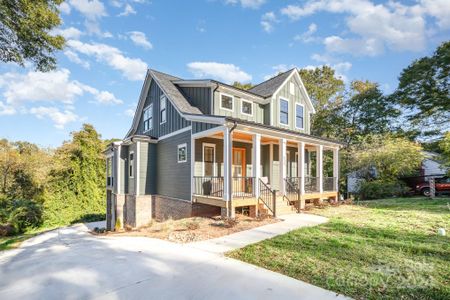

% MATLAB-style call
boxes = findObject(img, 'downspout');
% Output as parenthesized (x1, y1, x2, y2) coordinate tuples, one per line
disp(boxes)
(211, 82, 219, 113)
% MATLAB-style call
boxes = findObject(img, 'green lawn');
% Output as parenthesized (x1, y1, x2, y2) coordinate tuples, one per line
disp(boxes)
(228, 197, 450, 300)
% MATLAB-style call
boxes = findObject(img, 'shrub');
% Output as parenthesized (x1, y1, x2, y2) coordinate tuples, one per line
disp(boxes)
(185, 220, 200, 230)
(8, 199, 43, 233)
(357, 180, 410, 200)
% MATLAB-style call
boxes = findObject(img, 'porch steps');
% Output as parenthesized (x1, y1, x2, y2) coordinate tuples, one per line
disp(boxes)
(257, 195, 298, 217)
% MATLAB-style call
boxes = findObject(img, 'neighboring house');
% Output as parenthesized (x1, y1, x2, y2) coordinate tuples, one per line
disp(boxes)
(347, 151, 449, 193)
(105, 68, 342, 230)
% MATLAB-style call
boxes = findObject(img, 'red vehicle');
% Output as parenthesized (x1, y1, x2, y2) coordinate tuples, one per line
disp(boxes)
(416, 176, 450, 196)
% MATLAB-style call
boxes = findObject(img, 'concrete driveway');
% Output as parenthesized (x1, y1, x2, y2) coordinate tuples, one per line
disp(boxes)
(0, 219, 347, 300)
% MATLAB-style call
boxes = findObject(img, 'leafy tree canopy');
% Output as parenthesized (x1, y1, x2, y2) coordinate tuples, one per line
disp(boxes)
(0, 0, 65, 71)
(232, 81, 253, 90)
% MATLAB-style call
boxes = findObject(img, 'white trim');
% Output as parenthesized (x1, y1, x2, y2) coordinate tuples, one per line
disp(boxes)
(295, 103, 305, 130)
(129, 151, 135, 178)
(158, 126, 192, 141)
(143, 103, 153, 133)
(160, 95, 167, 125)
(184, 114, 226, 125)
(172, 80, 216, 87)
(252, 134, 261, 198)
(202, 143, 217, 176)
(279, 138, 287, 195)
(270, 96, 274, 126)
(192, 126, 225, 139)
(219, 92, 234, 112)
(125, 70, 152, 138)
(190, 132, 195, 202)
(223, 127, 231, 202)
(136, 141, 140, 195)
(279, 97, 289, 126)
(317, 145, 323, 193)
(289, 82, 295, 95)
(117, 145, 121, 194)
(240, 98, 253, 116)
(177, 143, 188, 163)
(333, 148, 339, 192)
(269, 143, 273, 185)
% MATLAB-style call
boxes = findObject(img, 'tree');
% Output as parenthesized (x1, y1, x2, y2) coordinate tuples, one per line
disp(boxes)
(299, 66, 346, 138)
(350, 134, 423, 181)
(392, 41, 450, 137)
(439, 131, 450, 175)
(232, 81, 253, 90)
(0, 0, 65, 71)
(45, 124, 106, 225)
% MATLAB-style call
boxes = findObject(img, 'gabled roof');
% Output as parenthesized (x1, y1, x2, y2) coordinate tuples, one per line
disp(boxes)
(149, 69, 201, 115)
(248, 68, 295, 98)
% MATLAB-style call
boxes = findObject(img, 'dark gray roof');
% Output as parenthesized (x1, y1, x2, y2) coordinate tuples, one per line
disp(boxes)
(149, 69, 202, 115)
(249, 69, 295, 98)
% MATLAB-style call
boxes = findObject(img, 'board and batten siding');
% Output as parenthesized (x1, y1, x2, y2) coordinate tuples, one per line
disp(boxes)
(179, 86, 212, 115)
(127, 143, 136, 195)
(213, 87, 265, 123)
(137, 80, 191, 138)
(192, 122, 219, 134)
(139, 142, 157, 195)
(156, 130, 191, 201)
(121, 146, 129, 194)
(271, 75, 312, 134)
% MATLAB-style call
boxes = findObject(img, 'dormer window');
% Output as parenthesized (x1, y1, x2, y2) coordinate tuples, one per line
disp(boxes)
(143, 104, 153, 132)
(220, 93, 233, 111)
(160, 95, 167, 124)
(280, 98, 289, 125)
(241, 99, 253, 116)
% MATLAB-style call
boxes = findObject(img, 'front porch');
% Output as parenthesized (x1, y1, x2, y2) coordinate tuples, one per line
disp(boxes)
(191, 124, 340, 218)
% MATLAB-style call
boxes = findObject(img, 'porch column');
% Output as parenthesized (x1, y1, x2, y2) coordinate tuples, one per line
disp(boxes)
(223, 127, 234, 218)
(252, 134, 261, 198)
(333, 148, 339, 192)
(317, 145, 323, 194)
(279, 138, 287, 195)
(298, 142, 306, 210)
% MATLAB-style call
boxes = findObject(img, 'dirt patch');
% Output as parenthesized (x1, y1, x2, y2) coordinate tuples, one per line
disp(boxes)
(98, 214, 279, 243)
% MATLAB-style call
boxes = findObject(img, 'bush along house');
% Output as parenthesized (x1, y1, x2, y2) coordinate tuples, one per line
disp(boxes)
(104, 68, 343, 230)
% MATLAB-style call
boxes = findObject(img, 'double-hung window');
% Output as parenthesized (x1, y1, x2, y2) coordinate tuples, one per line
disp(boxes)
(295, 103, 304, 129)
(129, 152, 134, 178)
(177, 143, 187, 163)
(143, 104, 153, 132)
(280, 98, 289, 125)
(220, 93, 233, 111)
(241, 99, 253, 116)
(160, 95, 167, 124)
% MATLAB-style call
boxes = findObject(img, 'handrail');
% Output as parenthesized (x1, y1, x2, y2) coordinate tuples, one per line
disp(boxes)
(284, 178, 300, 213)
(258, 178, 276, 217)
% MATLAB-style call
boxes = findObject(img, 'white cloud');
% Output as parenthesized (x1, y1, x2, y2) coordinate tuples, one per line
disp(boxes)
(67, 40, 148, 81)
(52, 27, 84, 40)
(30, 107, 79, 129)
(59, 2, 71, 14)
(118, 4, 136, 17)
(68, 0, 107, 20)
(0, 101, 16, 115)
(94, 91, 123, 105)
(280, 0, 442, 56)
(304, 57, 353, 82)
(64, 50, 91, 69)
(225, 0, 265, 9)
(260, 12, 277, 33)
(294, 23, 318, 43)
(263, 64, 296, 80)
(128, 31, 153, 50)
(187, 62, 252, 83)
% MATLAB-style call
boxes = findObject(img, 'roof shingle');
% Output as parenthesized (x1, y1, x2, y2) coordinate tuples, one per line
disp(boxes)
(249, 69, 295, 98)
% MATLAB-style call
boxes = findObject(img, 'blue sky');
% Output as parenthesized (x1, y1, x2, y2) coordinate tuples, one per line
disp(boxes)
(1, 0, 449, 147)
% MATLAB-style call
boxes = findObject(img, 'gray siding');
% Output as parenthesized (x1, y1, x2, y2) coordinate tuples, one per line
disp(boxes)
(137, 80, 191, 138)
(192, 122, 219, 134)
(127, 143, 136, 194)
(121, 146, 129, 194)
(179, 87, 212, 114)
(156, 130, 191, 200)
(139, 142, 157, 195)
(271, 75, 312, 134)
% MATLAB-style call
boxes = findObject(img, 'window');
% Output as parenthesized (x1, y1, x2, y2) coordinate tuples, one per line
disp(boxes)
(241, 99, 253, 116)
(279, 98, 289, 125)
(160, 95, 166, 124)
(203, 144, 216, 176)
(129, 152, 134, 178)
(143, 104, 153, 132)
(290, 82, 295, 95)
(106, 157, 113, 186)
(295, 103, 304, 129)
(177, 143, 187, 163)
(220, 93, 233, 111)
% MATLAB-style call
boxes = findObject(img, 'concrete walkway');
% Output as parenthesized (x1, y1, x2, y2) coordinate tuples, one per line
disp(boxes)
(0, 215, 348, 300)
(188, 213, 328, 254)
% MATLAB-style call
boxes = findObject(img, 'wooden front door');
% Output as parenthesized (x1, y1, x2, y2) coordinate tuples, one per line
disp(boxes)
(232, 148, 246, 193)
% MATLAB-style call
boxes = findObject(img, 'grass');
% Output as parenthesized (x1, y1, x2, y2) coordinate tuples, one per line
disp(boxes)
(0, 226, 53, 251)
(228, 197, 450, 300)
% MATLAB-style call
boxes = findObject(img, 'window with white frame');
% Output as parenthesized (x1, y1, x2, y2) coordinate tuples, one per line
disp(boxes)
(295, 103, 304, 129)
(106, 156, 113, 186)
(241, 99, 253, 116)
(129, 152, 134, 178)
(280, 98, 289, 125)
(143, 104, 153, 132)
(160, 95, 167, 124)
(177, 143, 187, 163)
(220, 94, 233, 111)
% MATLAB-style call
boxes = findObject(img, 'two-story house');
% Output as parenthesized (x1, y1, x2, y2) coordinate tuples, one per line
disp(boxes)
(105, 68, 342, 230)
